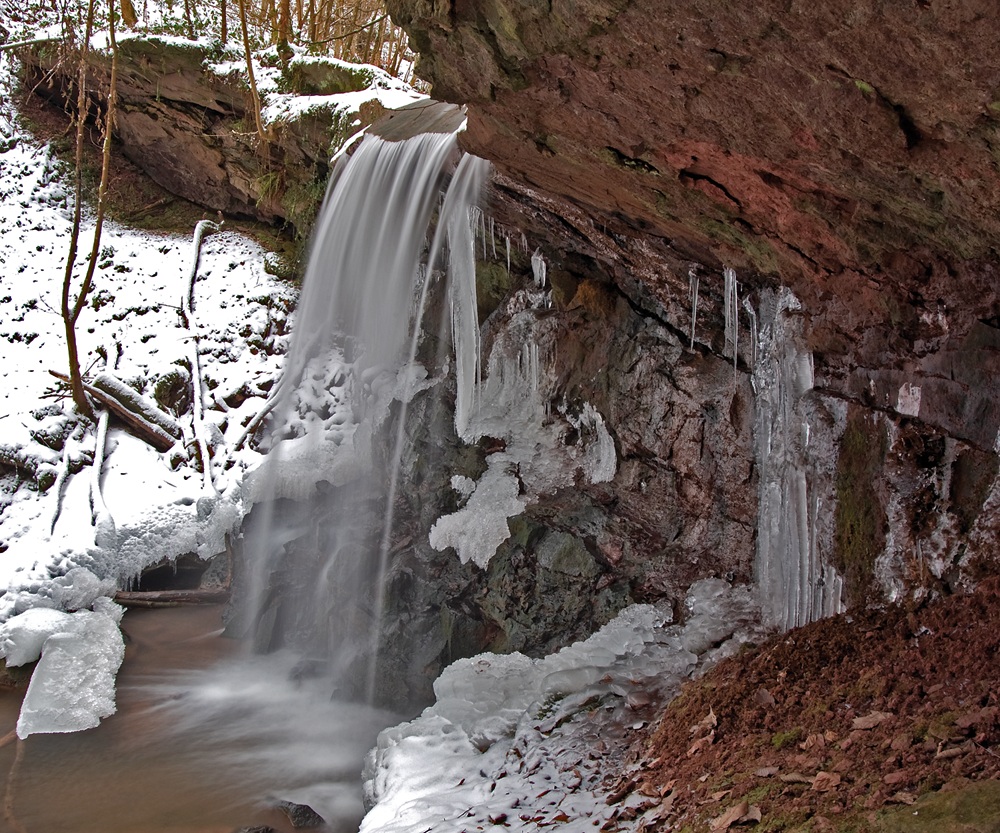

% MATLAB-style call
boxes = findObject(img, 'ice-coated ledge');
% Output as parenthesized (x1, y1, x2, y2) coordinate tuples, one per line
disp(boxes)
(0, 592, 125, 738)
(360, 579, 764, 833)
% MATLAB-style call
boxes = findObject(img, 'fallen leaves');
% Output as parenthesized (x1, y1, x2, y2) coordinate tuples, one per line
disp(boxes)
(852, 711, 893, 730)
(687, 709, 718, 757)
(710, 800, 762, 830)
(690, 708, 718, 736)
(779, 772, 813, 785)
(687, 731, 715, 757)
(811, 771, 841, 792)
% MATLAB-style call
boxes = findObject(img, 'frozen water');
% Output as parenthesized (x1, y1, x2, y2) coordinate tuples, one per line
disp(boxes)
(15, 602, 126, 738)
(429, 455, 527, 567)
(751, 288, 844, 630)
(361, 580, 764, 833)
(431, 220, 618, 566)
(0, 607, 76, 667)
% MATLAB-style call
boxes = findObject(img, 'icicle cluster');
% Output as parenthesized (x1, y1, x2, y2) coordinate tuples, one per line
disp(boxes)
(750, 288, 844, 630)
(430, 197, 616, 568)
(688, 267, 699, 349)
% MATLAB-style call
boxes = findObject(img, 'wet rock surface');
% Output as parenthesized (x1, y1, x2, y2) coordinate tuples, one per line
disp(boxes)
(383, 0, 1000, 607)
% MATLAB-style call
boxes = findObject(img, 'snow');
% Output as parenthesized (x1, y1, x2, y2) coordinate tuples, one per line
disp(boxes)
(212, 47, 424, 137)
(0, 39, 320, 734)
(361, 580, 765, 833)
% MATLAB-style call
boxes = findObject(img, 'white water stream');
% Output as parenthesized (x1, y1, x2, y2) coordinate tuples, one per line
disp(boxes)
(239, 131, 490, 698)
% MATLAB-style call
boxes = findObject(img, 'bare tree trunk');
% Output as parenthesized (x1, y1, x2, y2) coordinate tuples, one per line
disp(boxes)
(305, 0, 316, 47)
(276, 0, 292, 65)
(238, 0, 269, 152)
(220, 0, 228, 43)
(60, 0, 98, 421)
(342, 0, 363, 58)
(65, 0, 121, 421)
(183, 0, 196, 38)
(121, 0, 138, 27)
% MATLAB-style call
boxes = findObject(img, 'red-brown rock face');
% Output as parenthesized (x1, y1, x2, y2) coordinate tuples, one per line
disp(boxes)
(386, 0, 1000, 605)
(387, 0, 1000, 359)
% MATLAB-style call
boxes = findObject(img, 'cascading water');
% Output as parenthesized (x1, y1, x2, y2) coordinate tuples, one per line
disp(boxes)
(152, 126, 493, 829)
(238, 130, 491, 698)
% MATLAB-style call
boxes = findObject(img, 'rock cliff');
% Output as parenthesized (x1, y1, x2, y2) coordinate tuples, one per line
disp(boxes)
(381, 0, 1000, 612)
(20, 36, 415, 238)
(15, 9, 1000, 702)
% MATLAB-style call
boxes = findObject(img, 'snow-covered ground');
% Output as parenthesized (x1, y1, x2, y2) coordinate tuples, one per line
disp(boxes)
(361, 580, 765, 833)
(0, 91, 294, 735)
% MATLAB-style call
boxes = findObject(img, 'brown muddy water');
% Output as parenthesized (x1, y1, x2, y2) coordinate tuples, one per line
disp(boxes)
(0, 605, 397, 833)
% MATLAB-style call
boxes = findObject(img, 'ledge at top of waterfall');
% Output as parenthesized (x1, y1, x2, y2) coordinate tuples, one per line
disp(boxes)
(369, 100, 468, 142)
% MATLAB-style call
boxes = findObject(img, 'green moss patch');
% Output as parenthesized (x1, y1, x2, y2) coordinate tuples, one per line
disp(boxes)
(833, 407, 888, 606)
(878, 780, 1000, 832)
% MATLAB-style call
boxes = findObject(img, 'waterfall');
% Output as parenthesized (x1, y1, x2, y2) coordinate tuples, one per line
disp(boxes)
(239, 130, 491, 701)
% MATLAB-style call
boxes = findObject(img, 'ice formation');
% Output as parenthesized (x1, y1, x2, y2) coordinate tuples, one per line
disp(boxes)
(896, 382, 922, 417)
(723, 265, 740, 370)
(361, 580, 764, 833)
(688, 267, 699, 349)
(751, 288, 844, 630)
(1, 596, 125, 738)
(430, 190, 617, 567)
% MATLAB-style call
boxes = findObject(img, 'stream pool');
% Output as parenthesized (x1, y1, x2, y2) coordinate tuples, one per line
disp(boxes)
(0, 605, 396, 833)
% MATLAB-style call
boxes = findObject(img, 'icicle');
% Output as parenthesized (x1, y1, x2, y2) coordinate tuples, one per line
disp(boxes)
(520, 232, 528, 255)
(489, 216, 497, 260)
(723, 266, 739, 371)
(530, 249, 547, 288)
(752, 288, 843, 631)
(505, 236, 511, 276)
(480, 210, 488, 260)
(741, 296, 758, 368)
(688, 267, 699, 350)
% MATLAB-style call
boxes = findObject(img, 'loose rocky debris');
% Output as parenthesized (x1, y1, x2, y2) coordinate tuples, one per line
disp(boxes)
(608, 579, 1000, 832)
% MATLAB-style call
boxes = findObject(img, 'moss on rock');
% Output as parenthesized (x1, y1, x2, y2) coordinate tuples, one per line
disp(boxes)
(833, 407, 888, 606)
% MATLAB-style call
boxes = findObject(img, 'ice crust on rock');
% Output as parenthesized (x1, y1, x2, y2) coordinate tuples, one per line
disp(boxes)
(430, 207, 618, 566)
(429, 456, 526, 567)
(0, 607, 76, 667)
(361, 580, 763, 833)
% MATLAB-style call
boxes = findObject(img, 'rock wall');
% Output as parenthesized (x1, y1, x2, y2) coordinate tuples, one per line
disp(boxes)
(20, 36, 393, 237)
(382, 0, 1000, 609)
(18, 18, 1000, 703)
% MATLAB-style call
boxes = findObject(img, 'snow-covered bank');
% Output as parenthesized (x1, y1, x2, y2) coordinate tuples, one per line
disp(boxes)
(0, 118, 292, 731)
(0, 43, 292, 735)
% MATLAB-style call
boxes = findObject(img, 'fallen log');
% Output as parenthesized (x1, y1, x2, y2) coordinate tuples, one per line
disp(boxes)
(114, 588, 231, 608)
(91, 372, 182, 438)
(48, 370, 177, 452)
